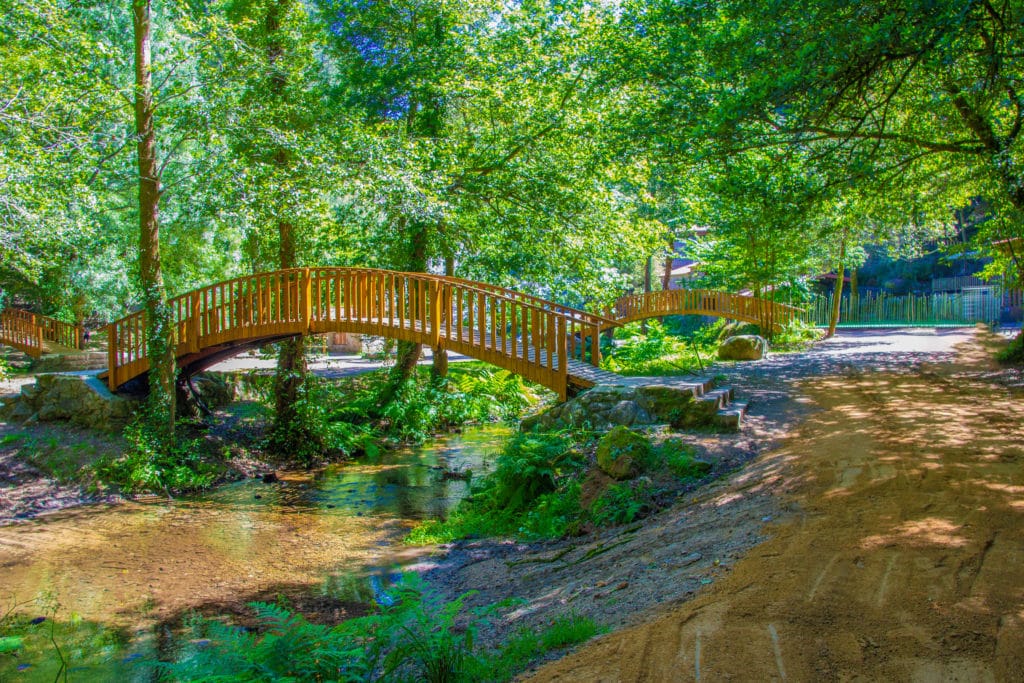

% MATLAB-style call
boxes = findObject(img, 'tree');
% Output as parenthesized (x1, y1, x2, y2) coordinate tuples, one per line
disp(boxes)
(218, 0, 338, 449)
(639, 0, 1021, 239)
(133, 0, 176, 435)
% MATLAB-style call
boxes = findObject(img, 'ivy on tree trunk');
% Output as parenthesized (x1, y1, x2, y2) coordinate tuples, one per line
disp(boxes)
(133, 0, 175, 438)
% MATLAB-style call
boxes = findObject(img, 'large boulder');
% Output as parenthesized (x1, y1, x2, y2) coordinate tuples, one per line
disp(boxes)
(718, 335, 768, 361)
(596, 426, 651, 480)
(0, 372, 140, 431)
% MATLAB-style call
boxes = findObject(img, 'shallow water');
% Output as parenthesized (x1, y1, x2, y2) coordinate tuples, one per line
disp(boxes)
(0, 424, 510, 680)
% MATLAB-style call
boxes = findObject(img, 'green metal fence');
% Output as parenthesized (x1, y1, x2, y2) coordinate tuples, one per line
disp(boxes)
(802, 289, 1002, 327)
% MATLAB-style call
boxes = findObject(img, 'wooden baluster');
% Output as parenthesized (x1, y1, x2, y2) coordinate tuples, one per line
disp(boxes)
(416, 278, 425, 334)
(590, 322, 601, 367)
(429, 279, 441, 347)
(510, 304, 518, 361)
(499, 299, 507, 356)
(375, 273, 384, 332)
(344, 271, 351, 323)
(557, 317, 568, 399)
(455, 288, 463, 343)
(107, 323, 117, 390)
(477, 292, 485, 349)
(301, 267, 312, 332)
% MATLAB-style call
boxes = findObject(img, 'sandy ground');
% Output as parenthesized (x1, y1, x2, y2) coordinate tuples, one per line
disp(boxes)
(526, 328, 1024, 681)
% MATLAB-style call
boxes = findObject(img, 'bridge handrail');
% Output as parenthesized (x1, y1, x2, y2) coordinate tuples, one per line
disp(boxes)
(0, 308, 82, 358)
(437, 274, 615, 327)
(105, 267, 605, 398)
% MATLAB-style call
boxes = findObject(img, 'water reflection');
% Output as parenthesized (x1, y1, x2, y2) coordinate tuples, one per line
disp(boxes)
(0, 424, 510, 680)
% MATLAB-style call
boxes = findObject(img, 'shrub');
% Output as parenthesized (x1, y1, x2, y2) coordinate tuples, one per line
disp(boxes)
(589, 480, 653, 526)
(657, 439, 710, 480)
(595, 426, 652, 479)
(94, 416, 223, 493)
(263, 365, 539, 465)
(772, 319, 823, 350)
(407, 432, 585, 543)
(998, 332, 1024, 364)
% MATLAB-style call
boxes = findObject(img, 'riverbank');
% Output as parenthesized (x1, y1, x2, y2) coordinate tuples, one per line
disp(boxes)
(414, 327, 1014, 662)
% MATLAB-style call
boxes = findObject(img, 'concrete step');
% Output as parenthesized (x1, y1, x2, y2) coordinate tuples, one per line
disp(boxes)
(715, 401, 747, 432)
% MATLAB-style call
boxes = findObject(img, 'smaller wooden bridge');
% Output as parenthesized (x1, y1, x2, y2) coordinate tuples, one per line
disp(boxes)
(0, 308, 82, 358)
(606, 289, 802, 331)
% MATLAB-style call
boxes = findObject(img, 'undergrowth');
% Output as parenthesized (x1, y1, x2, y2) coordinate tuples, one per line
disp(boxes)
(408, 431, 710, 545)
(770, 319, 823, 351)
(157, 577, 603, 682)
(997, 331, 1024, 364)
(601, 320, 716, 376)
(408, 431, 585, 543)
(92, 413, 226, 494)
(261, 363, 542, 466)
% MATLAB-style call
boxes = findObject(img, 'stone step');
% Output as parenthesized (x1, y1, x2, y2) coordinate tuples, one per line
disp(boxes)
(698, 385, 735, 409)
(715, 401, 747, 432)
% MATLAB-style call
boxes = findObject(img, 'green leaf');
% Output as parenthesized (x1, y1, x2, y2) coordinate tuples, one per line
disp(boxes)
(0, 636, 24, 653)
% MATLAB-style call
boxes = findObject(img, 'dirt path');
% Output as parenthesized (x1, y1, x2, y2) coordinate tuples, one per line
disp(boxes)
(529, 331, 1024, 681)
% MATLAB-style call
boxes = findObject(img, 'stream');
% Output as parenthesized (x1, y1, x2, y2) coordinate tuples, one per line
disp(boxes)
(0, 424, 511, 680)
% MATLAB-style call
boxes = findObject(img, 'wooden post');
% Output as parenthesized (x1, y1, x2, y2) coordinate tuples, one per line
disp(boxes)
(301, 267, 312, 332)
(557, 317, 568, 400)
(589, 322, 601, 367)
(189, 292, 202, 353)
(107, 323, 118, 391)
(429, 279, 442, 347)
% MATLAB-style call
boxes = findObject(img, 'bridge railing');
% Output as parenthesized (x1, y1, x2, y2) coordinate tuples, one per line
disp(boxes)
(106, 267, 605, 398)
(608, 289, 801, 331)
(0, 308, 82, 358)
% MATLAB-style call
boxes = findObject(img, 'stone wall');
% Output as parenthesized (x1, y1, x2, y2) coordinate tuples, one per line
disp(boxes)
(521, 382, 731, 432)
(0, 373, 139, 431)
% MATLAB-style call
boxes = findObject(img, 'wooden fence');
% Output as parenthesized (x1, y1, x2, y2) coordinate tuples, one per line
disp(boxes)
(801, 290, 1003, 327)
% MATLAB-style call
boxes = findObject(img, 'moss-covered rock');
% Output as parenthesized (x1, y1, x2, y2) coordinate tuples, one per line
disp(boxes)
(596, 426, 651, 480)
(718, 335, 768, 361)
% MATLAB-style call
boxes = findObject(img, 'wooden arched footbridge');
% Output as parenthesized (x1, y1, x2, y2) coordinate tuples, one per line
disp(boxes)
(0, 308, 83, 358)
(605, 289, 801, 330)
(0, 269, 800, 400)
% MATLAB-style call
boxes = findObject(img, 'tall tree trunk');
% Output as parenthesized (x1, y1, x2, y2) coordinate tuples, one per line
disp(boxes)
(826, 231, 847, 338)
(431, 255, 454, 381)
(661, 231, 675, 291)
(133, 0, 175, 437)
(273, 218, 307, 437)
(263, 1, 309, 448)
(390, 224, 428, 384)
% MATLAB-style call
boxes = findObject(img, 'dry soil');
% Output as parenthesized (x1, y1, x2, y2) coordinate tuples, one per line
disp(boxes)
(527, 329, 1024, 681)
